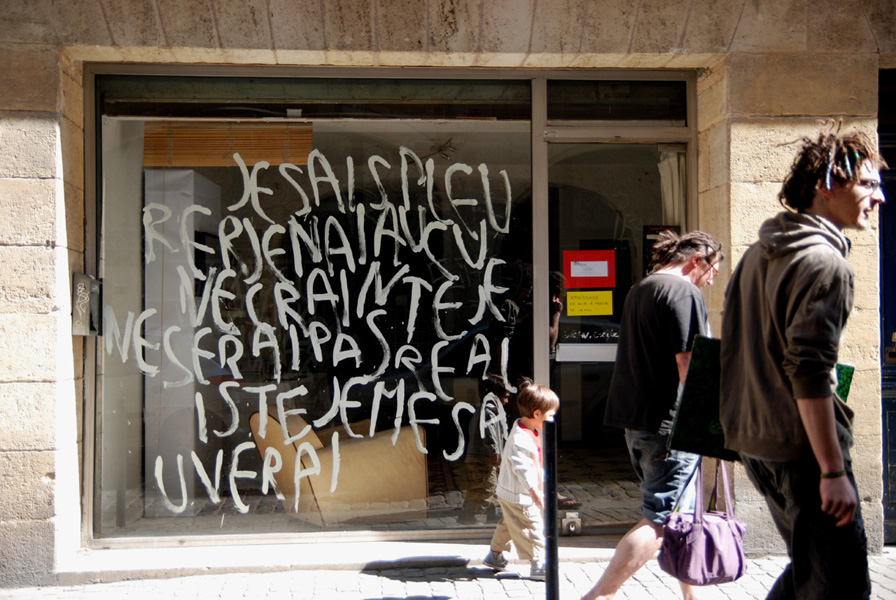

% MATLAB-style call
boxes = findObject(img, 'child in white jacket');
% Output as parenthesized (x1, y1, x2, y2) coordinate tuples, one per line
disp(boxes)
(483, 379, 560, 581)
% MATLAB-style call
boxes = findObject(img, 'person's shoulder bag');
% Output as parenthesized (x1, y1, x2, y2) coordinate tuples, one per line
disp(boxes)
(658, 458, 747, 585)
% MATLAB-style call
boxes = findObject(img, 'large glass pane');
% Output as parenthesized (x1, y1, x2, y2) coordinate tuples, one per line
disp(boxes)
(96, 77, 532, 537)
(548, 143, 686, 530)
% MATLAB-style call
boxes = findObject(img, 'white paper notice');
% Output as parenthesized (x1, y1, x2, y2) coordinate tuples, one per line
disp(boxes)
(570, 260, 608, 278)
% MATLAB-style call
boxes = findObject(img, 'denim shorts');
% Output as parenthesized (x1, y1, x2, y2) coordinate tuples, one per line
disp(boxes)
(624, 429, 700, 525)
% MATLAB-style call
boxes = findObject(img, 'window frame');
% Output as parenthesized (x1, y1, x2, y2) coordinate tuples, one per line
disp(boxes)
(82, 64, 696, 548)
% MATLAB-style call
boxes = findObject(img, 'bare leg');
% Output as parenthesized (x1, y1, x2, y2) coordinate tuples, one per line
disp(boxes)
(580, 518, 696, 600)
(580, 519, 662, 600)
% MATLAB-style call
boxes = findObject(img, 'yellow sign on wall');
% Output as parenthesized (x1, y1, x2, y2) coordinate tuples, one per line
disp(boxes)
(567, 291, 614, 316)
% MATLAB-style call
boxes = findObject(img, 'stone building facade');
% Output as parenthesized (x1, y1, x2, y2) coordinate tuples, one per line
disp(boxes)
(0, 0, 893, 587)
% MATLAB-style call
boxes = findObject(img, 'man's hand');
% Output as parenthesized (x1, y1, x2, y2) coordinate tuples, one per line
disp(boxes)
(796, 396, 857, 526)
(820, 475, 858, 526)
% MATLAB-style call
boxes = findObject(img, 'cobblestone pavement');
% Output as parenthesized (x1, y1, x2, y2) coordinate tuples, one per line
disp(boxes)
(2, 548, 895, 600)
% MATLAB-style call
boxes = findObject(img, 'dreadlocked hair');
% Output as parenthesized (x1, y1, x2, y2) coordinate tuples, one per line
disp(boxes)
(649, 230, 723, 273)
(779, 126, 887, 212)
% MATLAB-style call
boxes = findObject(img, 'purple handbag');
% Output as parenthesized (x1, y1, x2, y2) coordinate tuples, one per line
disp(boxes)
(658, 459, 747, 585)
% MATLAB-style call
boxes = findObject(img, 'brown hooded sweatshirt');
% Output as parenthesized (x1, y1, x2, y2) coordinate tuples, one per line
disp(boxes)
(720, 211, 855, 461)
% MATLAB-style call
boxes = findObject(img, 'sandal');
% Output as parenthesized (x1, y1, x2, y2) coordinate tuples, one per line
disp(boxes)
(558, 495, 582, 509)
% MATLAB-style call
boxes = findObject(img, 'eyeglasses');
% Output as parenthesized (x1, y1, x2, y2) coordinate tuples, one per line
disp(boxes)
(857, 178, 883, 193)
(703, 257, 719, 275)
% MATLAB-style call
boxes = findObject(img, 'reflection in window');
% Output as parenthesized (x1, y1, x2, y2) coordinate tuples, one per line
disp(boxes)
(97, 78, 532, 537)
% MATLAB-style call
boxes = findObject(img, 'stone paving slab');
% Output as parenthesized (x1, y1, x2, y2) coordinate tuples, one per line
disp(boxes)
(1, 548, 895, 600)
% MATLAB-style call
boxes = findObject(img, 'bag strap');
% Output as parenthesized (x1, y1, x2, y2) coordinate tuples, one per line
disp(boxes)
(669, 458, 736, 525)
(707, 460, 735, 519)
(670, 456, 703, 519)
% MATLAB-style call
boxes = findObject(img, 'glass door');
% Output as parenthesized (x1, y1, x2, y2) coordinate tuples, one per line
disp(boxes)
(549, 143, 686, 444)
(537, 77, 693, 529)
(547, 142, 688, 529)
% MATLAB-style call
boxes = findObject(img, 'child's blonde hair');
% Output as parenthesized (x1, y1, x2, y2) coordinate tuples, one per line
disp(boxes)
(515, 378, 560, 418)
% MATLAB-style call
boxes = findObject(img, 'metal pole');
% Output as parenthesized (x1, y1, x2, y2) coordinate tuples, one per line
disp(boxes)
(544, 419, 559, 600)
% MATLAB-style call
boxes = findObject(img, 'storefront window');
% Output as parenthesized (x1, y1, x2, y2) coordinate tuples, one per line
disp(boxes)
(96, 76, 532, 536)
(92, 72, 692, 540)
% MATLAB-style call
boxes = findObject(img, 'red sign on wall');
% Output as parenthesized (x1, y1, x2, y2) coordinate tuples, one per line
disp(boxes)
(563, 250, 616, 290)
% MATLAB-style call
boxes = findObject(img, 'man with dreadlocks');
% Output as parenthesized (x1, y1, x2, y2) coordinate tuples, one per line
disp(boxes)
(720, 129, 887, 599)
(581, 229, 723, 600)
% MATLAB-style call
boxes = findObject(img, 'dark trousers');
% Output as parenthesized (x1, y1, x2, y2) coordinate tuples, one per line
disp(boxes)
(741, 455, 870, 600)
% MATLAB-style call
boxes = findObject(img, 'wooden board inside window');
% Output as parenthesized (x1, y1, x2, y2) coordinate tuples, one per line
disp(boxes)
(143, 122, 313, 167)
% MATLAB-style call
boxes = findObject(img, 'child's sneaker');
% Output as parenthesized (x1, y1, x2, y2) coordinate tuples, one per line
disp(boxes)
(529, 560, 546, 581)
(483, 550, 508, 571)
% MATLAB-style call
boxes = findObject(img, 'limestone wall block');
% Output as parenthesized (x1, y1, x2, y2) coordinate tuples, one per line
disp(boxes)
(729, 182, 780, 246)
(728, 54, 878, 117)
(0, 383, 56, 451)
(697, 183, 730, 245)
(377, 0, 427, 52)
(729, 118, 877, 185)
(696, 60, 729, 132)
(474, 52, 529, 68)
(0, 246, 57, 314)
(730, 119, 802, 184)
(156, 0, 218, 48)
(272, 49, 331, 67)
(0, 113, 58, 180)
(212, 0, 274, 50)
(808, 0, 878, 53)
(732, 464, 787, 555)
(849, 243, 881, 299)
(846, 217, 883, 249)
(0, 520, 55, 587)
(616, 53, 674, 69)
(0, 179, 56, 246)
(480, 0, 534, 54)
(61, 67, 84, 131)
(0, 315, 67, 382)
(730, 0, 807, 52)
(841, 310, 884, 369)
(698, 122, 730, 192)
(0, 4, 57, 44)
(0, 48, 58, 113)
(664, 53, 725, 69)
(59, 52, 82, 88)
(628, 0, 689, 54)
(427, 0, 480, 53)
(867, 0, 896, 55)
(64, 45, 126, 64)
(60, 118, 84, 195)
(320, 49, 379, 67)
(63, 181, 85, 255)
(726, 245, 748, 268)
(847, 372, 884, 432)
(268, 0, 325, 51)
(679, 0, 742, 53)
(852, 432, 884, 492)
(0, 451, 55, 520)
(117, 45, 180, 63)
(46, 0, 113, 46)
(102, 0, 165, 47)
(566, 53, 627, 69)
(578, 1, 638, 54)
(530, 0, 587, 55)
(322, 0, 375, 51)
